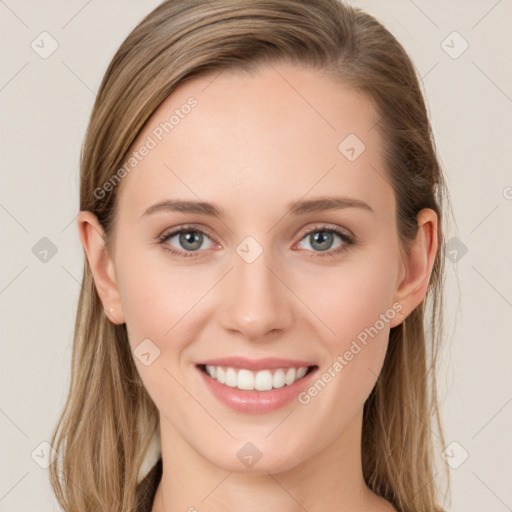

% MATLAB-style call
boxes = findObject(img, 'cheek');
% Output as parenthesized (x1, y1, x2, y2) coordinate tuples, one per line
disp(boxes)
(302, 248, 398, 395)
(115, 246, 208, 342)
(114, 249, 222, 402)
(114, 250, 205, 407)
(309, 247, 398, 340)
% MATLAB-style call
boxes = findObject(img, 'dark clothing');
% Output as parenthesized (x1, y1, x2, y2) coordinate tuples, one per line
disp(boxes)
(136, 458, 162, 512)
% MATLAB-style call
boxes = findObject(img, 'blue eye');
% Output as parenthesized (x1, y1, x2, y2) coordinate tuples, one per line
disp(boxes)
(159, 225, 215, 258)
(158, 223, 355, 259)
(295, 225, 354, 257)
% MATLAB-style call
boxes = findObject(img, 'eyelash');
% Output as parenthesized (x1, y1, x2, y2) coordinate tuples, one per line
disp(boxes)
(158, 223, 355, 259)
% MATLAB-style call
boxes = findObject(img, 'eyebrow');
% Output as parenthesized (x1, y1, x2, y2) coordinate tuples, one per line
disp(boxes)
(140, 195, 374, 219)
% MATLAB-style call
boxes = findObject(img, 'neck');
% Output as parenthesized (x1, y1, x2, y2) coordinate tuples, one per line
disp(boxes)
(152, 410, 394, 512)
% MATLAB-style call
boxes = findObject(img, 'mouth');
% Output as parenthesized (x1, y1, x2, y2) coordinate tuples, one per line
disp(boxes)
(196, 363, 319, 392)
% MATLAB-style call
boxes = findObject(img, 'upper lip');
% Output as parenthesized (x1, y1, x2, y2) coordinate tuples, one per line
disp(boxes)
(195, 356, 317, 371)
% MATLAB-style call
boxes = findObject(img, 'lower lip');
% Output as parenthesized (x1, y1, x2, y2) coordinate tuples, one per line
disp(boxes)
(196, 365, 319, 414)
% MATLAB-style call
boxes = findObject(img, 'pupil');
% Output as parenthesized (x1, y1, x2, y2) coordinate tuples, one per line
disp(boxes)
(180, 231, 202, 250)
(312, 231, 332, 250)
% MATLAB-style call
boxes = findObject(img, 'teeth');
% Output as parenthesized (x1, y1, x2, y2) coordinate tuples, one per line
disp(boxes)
(204, 365, 310, 391)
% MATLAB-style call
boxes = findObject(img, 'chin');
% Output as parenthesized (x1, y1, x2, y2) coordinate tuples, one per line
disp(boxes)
(201, 435, 308, 475)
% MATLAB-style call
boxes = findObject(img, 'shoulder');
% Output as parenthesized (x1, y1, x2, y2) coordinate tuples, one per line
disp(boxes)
(135, 457, 162, 512)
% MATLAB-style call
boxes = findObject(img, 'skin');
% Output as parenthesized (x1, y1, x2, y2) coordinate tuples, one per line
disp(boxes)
(78, 61, 437, 512)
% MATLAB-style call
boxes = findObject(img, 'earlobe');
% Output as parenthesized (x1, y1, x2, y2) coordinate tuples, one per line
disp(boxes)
(390, 208, 438, 327)
(77, 211, 126, 324)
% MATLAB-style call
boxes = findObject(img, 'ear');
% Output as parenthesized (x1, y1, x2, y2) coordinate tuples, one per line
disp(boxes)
(389, 208, 438, 328)
(77, 211, 126, 324)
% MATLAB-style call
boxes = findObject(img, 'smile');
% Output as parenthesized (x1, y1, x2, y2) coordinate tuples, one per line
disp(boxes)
(195, 362, 320, 414)
(199, 364, 316, 391)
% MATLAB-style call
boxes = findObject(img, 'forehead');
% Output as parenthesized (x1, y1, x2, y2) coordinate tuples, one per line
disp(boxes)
(116, 62, 393, 223)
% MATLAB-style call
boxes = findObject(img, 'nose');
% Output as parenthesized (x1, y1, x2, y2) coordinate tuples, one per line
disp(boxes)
(218, 246, 294, 342)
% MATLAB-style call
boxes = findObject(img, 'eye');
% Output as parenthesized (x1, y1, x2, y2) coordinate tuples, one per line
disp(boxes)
(159, 224, 216, 258)
(158, 223, 355, 259)
(295, 224, 355, 257)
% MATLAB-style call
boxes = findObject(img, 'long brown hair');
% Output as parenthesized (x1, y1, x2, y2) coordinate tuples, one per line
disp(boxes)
(50, 1, 453, 510)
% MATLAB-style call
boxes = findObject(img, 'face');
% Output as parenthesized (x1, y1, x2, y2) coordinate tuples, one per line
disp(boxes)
(89, 62, 413, 473)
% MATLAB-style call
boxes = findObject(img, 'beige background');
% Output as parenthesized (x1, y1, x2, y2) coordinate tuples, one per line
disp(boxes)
(1, 0, 511, 510)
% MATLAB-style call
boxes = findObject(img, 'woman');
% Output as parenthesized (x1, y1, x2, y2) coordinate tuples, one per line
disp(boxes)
(50, 1, 453, 511)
